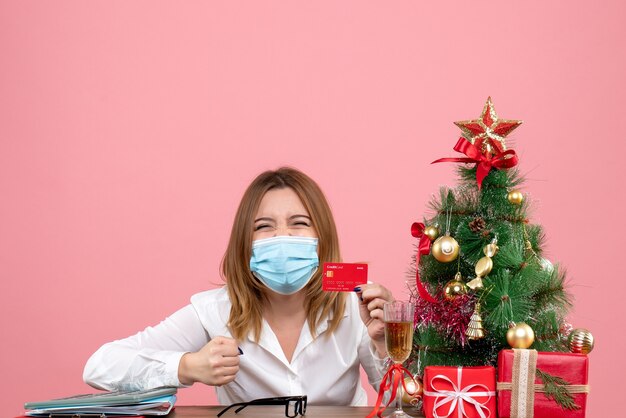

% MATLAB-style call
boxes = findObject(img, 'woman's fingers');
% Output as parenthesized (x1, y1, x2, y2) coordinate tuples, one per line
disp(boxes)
(360, 284, 394, 304)
(181, 336, 241, 387)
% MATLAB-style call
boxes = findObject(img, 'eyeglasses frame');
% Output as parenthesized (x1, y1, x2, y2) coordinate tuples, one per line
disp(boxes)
(216, 395, 307, 417)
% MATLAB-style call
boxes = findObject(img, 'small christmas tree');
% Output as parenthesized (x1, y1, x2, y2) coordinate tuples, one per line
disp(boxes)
(408, 97, 573, 375)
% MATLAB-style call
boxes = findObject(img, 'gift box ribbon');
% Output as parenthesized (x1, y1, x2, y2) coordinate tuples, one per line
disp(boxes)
(424, 367, 496, 418)
(497, 349, 590, 418)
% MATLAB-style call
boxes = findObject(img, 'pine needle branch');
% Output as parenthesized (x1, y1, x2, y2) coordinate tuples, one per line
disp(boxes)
(536, 368, 581, 411)
(533, 267, 573, 312)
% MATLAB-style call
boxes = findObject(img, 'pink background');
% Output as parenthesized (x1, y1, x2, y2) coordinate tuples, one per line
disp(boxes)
(1, 1, 623, 416)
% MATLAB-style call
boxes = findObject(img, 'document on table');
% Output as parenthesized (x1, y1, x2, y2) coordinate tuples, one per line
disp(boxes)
(23, 387, 177, 416)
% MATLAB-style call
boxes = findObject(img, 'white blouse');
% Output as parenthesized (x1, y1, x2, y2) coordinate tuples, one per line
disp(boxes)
(83, 287, 387, 405)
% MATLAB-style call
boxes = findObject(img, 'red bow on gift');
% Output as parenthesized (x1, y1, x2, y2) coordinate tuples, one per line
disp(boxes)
(432, 137, 518, 189)
(411, 222, 439, 304)
(367, 363, 418, 418)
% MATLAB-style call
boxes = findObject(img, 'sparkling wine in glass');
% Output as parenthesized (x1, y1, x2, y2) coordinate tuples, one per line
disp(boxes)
(384, 301, 415, 418)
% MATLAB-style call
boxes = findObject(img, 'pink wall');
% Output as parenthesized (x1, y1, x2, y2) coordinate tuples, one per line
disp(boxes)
(1, 1, 623, 416)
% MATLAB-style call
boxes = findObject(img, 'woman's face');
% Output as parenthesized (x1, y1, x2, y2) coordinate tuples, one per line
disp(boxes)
(252, 187, 318, 241)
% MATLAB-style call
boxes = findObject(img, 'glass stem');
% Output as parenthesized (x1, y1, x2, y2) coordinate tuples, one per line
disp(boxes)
(396, 369, 403, 414)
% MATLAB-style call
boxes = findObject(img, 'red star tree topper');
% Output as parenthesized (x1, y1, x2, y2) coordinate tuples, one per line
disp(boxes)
(454, 97, 522, 155)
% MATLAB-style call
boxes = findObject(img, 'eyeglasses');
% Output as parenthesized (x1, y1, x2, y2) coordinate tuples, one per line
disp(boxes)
(217, 395, 307, 417)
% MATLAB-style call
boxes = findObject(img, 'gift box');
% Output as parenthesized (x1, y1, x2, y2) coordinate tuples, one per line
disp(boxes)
(497, 349, 589, 418)
(423, 365, 496, 418)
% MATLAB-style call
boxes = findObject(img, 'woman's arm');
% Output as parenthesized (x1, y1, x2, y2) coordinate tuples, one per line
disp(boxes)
(358, 322, 389, 390)
(83, 304, 209, 391)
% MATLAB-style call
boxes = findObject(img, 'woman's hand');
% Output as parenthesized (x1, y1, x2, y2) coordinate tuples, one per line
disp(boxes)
(356, 283, 394, 357)
(178, 336, 240, 387)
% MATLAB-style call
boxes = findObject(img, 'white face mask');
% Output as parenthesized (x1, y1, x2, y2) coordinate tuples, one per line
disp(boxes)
(249, 236, 319, 295)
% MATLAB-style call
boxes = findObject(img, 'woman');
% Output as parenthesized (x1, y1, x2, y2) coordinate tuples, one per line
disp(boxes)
(84, 167, 394, 406)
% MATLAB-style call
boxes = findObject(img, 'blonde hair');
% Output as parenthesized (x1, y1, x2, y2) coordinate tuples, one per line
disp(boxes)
(221, 167, 346, 342)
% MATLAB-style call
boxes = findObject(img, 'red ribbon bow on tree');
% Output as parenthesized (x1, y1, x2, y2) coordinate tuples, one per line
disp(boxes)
(432, 137, 518, 189)
(411, 222, 438, 304)
(367, 363, 418, 418)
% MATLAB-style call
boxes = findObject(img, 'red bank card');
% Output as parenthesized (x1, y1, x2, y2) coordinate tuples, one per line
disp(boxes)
(322, 262, 368, 291)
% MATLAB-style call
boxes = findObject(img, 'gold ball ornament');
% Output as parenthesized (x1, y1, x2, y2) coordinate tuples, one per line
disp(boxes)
(507, 190, 524, 205)
(424, 225, 440, 241)
(444, 278, 468, 300)
(431, 235, 460, 263)
(400, 376, 423, 405)
(506, 323, 535, 349)
(568, 328, 594, 354)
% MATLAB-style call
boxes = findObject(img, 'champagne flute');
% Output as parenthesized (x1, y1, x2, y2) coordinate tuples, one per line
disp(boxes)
(384, 301, 415, 418)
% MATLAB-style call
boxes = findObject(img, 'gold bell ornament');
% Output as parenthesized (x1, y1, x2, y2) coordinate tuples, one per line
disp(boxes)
(467, 242, 499, 290)
(466, 304, 485, 340)
(444, 273, 467, 300)
(568, 328, 594, 354)
(506, 322, 535, 349)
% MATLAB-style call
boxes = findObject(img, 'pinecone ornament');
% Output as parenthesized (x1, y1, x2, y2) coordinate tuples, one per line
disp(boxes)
(469, 217, 486, 233)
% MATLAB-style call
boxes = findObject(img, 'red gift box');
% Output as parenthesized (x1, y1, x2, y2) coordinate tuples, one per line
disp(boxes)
(423, 366, 497, 418)
(497, 349, 589, 418)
